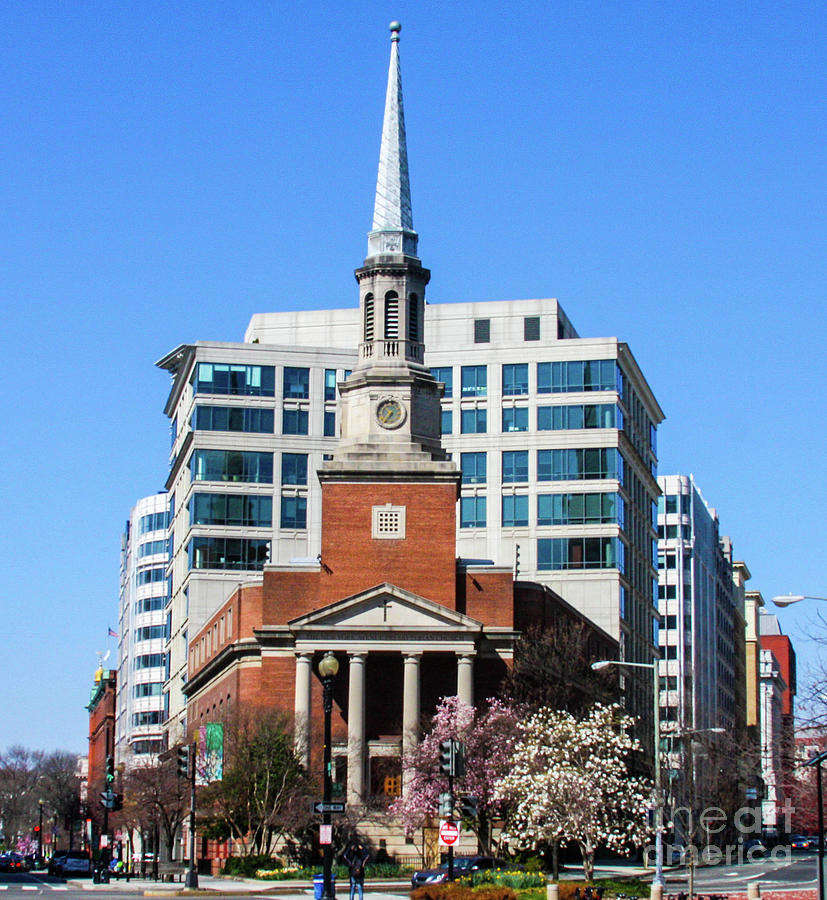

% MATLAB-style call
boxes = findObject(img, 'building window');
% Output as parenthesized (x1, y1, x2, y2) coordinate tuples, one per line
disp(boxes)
(138, 540, 166, 558)
(536, 448, 623, 482)
(283, 367, 310, 399)
(461, 408, 487, 434)
(372, 504, 406, 539)
(408, 294, 419, 342)
(190, 494, 273, 528)
(537, 537, 624, 571)
(461, 452, 487, 484)
(193, 363, 275, 397)
(474, 318, 490, 343)
(136, 567, 166, 587)
(134, 653, 164, 670)
(536, 360, 618, 394)
(537, 403, 620, 431)
(502, 450, 529, 483)
(324, 369, 337, 402)
(280, 496, 307, 530)
(460, 496, 486, 528)
(188, 537, 270, 570)
(441, 409, 452, 435)
(193, 406, 275, 434)
(282, 408, 309, 435)
(461, 365, 487, 397)
(364, 294, 374, 342)
(190, 449, 273, 484)
(135, 624, 166, 642)
(281, 453, 308, 485)
(430, 366, 453, 398)
(502, 363, 529, 396)
(324, 410, 336, 436)
(537, 492, 623, 527)
(385, 292, 399, 339)
(139, 512, 168, 535)
(502, 494, 528, 528)
(524, 316, 540, 341)
(132, 711, 163, 727)
(502, 406, 528, 432)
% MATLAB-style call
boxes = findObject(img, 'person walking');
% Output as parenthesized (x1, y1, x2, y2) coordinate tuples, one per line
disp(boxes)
(343, 841, 369, 900)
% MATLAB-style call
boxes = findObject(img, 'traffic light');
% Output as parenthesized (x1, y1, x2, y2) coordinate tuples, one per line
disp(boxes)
(460, 795, 478, 820)
(439, 740, 453, 776)
(105, 755, 115, 784)
(113, 793, 124, 812)
(438, 791, 452, 818)
(177, 744, 191, 778)
(453, 742, 466, 778)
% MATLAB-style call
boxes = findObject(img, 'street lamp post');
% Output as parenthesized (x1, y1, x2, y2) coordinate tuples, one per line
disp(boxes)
(805, 750, 827, 900)
(592, 659, 663, 899)
(38, 801, 44, 863)
(318, 652, 339, 900)
(772, 594, 827, 607)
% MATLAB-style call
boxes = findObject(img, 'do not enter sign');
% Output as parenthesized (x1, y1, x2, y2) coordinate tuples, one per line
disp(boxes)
(439, 820, 460, 846)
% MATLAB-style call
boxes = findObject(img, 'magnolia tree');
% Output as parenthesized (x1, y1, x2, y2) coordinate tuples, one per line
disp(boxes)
(390, 696, 519, 853)
(495, 703, 651, 880)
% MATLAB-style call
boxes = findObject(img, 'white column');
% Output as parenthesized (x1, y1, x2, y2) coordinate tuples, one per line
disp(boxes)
(347, 653, 367, 805)
(402, 653, 422, 792)
(457, 654, 474, 706)
(293, 653, 313, 771)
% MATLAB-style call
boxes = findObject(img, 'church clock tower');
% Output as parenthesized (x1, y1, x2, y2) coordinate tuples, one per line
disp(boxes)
(318, 22, 461, 608)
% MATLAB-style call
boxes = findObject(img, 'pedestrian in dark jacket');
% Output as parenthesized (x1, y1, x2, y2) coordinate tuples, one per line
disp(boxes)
(343, 841, 369, 900)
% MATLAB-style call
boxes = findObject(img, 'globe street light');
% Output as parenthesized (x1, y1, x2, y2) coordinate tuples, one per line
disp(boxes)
(772, 594, 827, 607)
(592, 659, 663, 899)
(318, 652, 340, 900)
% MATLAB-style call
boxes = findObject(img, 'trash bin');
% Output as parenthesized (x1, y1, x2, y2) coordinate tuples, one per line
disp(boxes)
(313, 873, 336, 899)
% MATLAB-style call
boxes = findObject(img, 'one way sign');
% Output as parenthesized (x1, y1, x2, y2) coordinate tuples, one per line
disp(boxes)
(312, 800, 346, 814)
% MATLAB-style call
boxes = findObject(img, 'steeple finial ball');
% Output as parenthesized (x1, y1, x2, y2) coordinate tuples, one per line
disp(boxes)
(389, 21, 401, 41)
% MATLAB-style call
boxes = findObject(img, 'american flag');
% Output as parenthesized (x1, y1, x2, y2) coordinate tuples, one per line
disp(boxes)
(108, 627, 119, 638)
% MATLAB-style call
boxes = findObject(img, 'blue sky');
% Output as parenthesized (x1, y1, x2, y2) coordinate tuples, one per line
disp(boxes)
(0, 1, 824, 752)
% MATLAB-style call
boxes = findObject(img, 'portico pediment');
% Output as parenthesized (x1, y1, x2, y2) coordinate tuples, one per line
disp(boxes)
(288, 582, 482, 631)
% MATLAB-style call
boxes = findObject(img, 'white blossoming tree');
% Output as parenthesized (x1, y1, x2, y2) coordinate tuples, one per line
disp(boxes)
(495, 703, 652, 881)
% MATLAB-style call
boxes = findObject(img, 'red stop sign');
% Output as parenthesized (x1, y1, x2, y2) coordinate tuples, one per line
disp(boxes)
(439, 820, 460, 846)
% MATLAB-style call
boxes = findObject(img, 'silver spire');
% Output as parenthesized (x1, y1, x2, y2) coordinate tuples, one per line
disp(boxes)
(368, 21, 418, 258)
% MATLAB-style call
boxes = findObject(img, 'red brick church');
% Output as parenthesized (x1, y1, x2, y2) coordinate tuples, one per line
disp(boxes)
(183, 22, 615, 853)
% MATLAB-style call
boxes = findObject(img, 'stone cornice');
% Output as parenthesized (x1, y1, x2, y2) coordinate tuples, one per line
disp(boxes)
(183, 639, 261, 697)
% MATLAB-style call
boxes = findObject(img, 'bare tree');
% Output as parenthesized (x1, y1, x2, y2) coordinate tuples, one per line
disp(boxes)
(0, 746, 44, 848)
(120, 757, 188, 862)
(501, 621, 617, 715)
(198, 709, 314, 857)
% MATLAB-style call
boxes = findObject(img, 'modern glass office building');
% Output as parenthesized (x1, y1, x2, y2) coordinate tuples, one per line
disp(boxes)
(115, 493, 169, 762)
(156, 297, 663, 745)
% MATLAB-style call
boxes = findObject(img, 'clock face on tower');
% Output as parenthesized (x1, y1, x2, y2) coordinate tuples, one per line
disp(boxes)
(376, 398, 406, 429)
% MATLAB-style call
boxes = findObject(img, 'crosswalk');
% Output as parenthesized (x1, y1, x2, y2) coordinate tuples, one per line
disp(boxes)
(0, 886, 67, 892)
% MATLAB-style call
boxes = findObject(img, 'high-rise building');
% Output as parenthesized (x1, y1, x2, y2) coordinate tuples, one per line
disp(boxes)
(156, 23, 663, 745)
(656, 474, 746, 736)
(115, 493, 169, 762)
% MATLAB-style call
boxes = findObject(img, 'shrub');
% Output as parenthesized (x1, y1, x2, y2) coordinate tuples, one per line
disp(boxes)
(410, 885, 517, 900)
(222, 855, 280, 877)
(472, 870, 545, 890)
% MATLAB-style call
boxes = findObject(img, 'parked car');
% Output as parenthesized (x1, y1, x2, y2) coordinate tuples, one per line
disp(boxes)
(411, 855, 509, 887)
(0, 853, 27, 872)
(790, 834, 814, 851)
(742, 838, 769, 857)
(49, 850, 91, 876)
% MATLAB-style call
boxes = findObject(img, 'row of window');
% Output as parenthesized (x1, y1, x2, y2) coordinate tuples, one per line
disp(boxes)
(138, 539, 167, 558)
(659, 493, 692, 515)
(134, 653, 164, 670)
(133, 682, 163, 698)
(430, 360, 620, 398)
(460, 492, 624, 529)
(136, 566, 166, 586)
(472, 315, 542, 344)
(135, 596, 166, 614)
(135, 625, 166, 642)
(138, 511, 168, 535)
(188, 537, 270, 571)
(194, 364, 352, 402)
(440, 402, 621, 436)
(538, 537, 625, 571)
(133, 710, 163, 727)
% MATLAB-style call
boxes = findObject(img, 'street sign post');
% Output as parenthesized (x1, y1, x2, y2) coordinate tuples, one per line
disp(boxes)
(312, 800, 346, 815)
(438, 820, 460, 847)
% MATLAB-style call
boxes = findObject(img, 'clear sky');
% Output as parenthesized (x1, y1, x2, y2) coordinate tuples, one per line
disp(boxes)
(1, 1, 824, 752)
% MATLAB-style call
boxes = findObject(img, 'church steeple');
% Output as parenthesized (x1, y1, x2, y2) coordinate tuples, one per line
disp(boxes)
(368, 21, 418, 259)
(319, 22, 457, 478)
